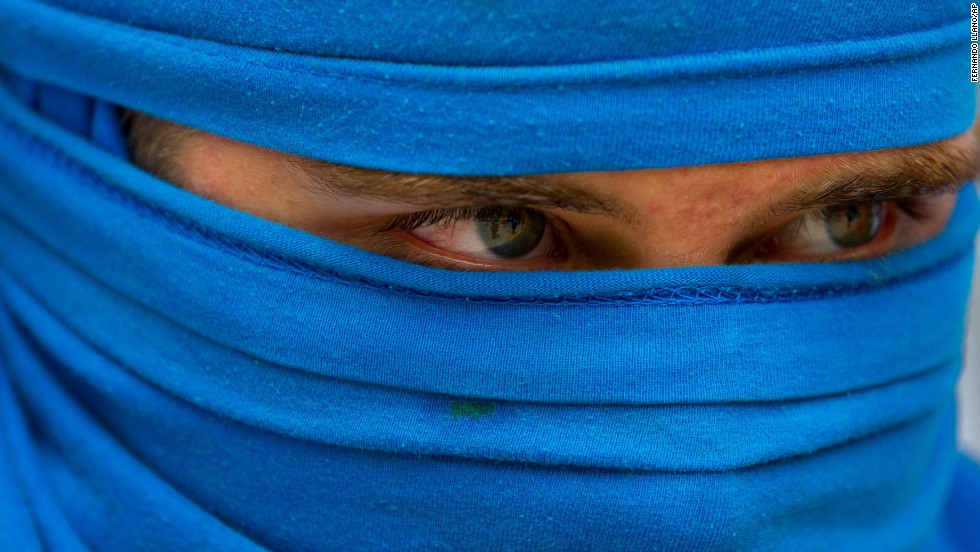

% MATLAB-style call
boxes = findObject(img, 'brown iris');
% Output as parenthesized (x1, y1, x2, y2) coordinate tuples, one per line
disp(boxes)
(823, 202, 884, 248)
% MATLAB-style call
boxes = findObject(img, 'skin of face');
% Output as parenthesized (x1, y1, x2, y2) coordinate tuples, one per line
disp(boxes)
(144, 122, 980, 272)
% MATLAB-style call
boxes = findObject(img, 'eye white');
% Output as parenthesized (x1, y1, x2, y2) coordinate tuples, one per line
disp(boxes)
(789, 202, 885, 255)
(410, 210, 555, 261)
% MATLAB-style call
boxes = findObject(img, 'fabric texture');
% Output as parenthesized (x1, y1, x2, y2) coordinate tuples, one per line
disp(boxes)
(0, 0, 974, 175)
(1, 0, 980, 550)
(0, 75, 979, 550)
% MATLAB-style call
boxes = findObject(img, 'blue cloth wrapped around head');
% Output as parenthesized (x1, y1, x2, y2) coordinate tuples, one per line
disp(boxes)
(0, 0, 975, 173)
(1, 1, 979, 551)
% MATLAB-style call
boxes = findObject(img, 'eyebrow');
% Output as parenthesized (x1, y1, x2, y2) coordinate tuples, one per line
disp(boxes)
(285, 137, 978, 225)
(286, 157, 639, 221)
(767, 139, 979, 218)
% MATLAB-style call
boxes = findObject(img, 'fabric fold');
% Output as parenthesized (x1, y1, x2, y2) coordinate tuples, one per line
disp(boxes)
(0, 0, 973, 174)
(1, 9, 979, 543)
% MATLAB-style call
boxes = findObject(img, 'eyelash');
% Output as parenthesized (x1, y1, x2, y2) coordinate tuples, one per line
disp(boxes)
(373, 193, 945, 266)
(779, 195, 933, 243)
(835, 196, 931, 221)
(376, 206, 528, 233)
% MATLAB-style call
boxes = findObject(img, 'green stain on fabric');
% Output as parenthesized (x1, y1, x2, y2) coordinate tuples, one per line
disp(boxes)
(450, 400, 495, 420)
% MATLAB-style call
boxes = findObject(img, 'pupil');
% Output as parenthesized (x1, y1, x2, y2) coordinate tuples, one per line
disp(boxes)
(475, 208, 546, 259)
(825, 202, 883, 248)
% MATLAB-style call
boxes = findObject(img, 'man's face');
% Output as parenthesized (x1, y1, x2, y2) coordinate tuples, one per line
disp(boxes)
(129, 116, 980, 272)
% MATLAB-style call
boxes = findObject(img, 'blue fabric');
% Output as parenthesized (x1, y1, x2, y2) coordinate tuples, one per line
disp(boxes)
(2, 0, 980, 548)
(1, 72, 980, 550)
(0, 0, 974, 175)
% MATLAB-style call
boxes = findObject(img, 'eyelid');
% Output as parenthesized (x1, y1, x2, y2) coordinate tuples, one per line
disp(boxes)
(375, 205, 571, 269)
(747, 194, 947, 263)
(375, 205, 537, 234)
(774, 190, 945, 242)
(371, 191, 956, 270)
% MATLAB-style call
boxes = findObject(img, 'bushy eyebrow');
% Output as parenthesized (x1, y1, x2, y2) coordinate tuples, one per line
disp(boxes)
(286, 156, 639, 222)
(767, 139, 979, 217)
(285, 137, 978, 224)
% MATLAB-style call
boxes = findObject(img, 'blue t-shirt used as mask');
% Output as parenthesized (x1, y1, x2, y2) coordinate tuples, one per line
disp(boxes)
(1, 0, 979, 550)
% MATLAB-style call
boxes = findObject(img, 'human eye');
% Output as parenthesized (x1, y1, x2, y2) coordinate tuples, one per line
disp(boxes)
(372, 206, 570, 271)
(367, 192, 961, 271)
(748, 193, 958, 263)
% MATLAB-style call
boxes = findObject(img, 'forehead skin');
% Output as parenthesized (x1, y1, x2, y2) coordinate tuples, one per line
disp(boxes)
(139, 118, 979, 268)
